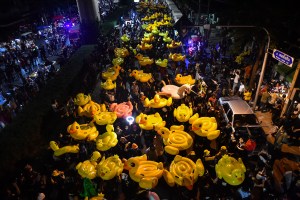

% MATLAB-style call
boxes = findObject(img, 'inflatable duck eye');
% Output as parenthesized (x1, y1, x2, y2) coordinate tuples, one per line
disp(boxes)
(130, 163, 135, 167)
(76, 126, 79, 129)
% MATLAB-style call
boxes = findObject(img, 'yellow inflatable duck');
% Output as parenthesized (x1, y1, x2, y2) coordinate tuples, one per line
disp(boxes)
(215, 155, 246, 186)
(159, 31, 168, 38)
(167, 40, 182, 49)
(123, 154, 166, 189)
(189, 116, 220, 140)
(114, 47, 129, 58)
(129, 70, 152, 83)
(50, 141, 79, 156)
(76, 151, 101, 179)
(144, 94, 172, 108)
(135, 53, 144, 61)
(155, 58, 168, 68)
(138, 57, 154, 66)
(74, 93, 91, 106)
(100, 78, 116, 90)
(143, 32, 153, 38)
(156, 125, 193, 155)
(97, 155, 123, 180)
(164, 14, 172, 21)
(102, 65, 122, 81)
(173, 103, 197, 122)
(112, 57, 124, 66)
(121, 34, 130, 42)
(141, 16, 150, 21)
(93, 111, 117, 125)
(160, 20, 172, 27)
(96, 124, 118, 151)
(169, 53, 186, 62)
(137, 42, 153, 51)
(78, 101, 106, 118)
(175, 74, 196, 85)
(169, 155, 205, 190)
(163, 36, 172, 43)
(136, 112, 166, 130)
(67, 121, 99, 141)
(90, 193, 106, 200)
(142, 35, 154, 43)
(151, 28, 160, 35)
(141, 23, 148, 29)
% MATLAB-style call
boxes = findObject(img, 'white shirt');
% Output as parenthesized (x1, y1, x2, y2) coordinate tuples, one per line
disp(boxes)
(234, 74, 240, 83)
(239, 83, 245, 92)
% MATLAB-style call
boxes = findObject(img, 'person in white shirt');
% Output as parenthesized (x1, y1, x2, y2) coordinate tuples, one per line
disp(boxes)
(238, 81, 245, 97)
(232, 70, 240, 94)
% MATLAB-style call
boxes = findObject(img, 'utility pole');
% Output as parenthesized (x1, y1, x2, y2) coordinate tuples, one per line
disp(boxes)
(198, 0, 201, 25)
(251, 27, 270, 111)
(280, 60, 300, 117)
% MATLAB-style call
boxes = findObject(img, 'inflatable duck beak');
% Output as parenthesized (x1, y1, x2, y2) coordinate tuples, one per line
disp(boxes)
(192, 125, 199, 131)
(186, 185, 193, 190)
(122, 159, 130, 170)
(123, 162, 130, 170)
(69, 129, 75, 134)
(91, 110, 97, 116)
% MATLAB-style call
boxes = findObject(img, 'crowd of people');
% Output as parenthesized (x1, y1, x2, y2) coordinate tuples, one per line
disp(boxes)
(0, 11, 82, 130)
(1, 1, 299, 200)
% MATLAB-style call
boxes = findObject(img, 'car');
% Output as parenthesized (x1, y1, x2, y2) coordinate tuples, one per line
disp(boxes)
(218, 96, 266, 151)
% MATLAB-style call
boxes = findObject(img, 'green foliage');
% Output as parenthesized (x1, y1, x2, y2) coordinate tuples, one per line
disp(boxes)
(235, 50, 251, 64)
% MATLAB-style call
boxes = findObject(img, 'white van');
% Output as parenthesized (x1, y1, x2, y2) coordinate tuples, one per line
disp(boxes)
(218, 96, 266, 149)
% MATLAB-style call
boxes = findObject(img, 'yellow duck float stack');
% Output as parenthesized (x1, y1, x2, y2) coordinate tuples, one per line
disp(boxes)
(156, 125, 193, 155)
(173, 103, 197, 123)
(76, 151, 101, 179)
(123, 154, 173, 189)
(144, 94, 172, 108)
(100, 78, 116, 90)
(136, 112, 166, 130)
(67, 121, 99, 141)
(169, 155, 205, 190)
(74, 93, 91, 106)
(189, 116, 220, 140)
(97, 155, 124, 180)
(96, 124, 118, 151)
(215, 154, 246, 186)
(129, 70, 153, 83)
(78, 101, 106, 118)
(175, 74, 196, 85)
(49, 141, 79, 156)
(102, 65, 122, 81)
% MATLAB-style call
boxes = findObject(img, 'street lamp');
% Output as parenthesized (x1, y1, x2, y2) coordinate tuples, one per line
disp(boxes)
(252, 27, 270, 111)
